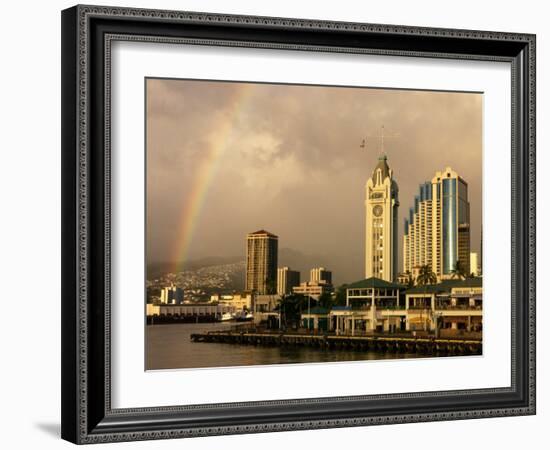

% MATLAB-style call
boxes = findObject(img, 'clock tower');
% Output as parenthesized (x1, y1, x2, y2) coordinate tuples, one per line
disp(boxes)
(365, 154, 399, 281)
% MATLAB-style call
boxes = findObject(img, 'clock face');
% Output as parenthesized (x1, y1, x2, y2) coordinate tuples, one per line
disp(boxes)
(373, 205, 383, 217)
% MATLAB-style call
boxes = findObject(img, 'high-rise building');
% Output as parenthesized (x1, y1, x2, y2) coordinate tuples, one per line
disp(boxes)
(458, 223, 471, 274)
(479, 227, 483, 276)
(309, 267, 332, 285)
(277, 267, 300, 295)
(403, 182, 433, 275)
(160, 284, 184, 304)
(470, 252, 479, 277)
(245, 230, 278, 294)
(433, 168, 470, 278)
(404, 167, 470, 280)
(365, 154, 399, 282)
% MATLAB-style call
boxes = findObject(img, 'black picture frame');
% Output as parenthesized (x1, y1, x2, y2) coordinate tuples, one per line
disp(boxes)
(61, 4, 536, 444)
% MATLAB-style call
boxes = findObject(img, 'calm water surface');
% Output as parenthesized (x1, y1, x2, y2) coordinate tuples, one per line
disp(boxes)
(146, 323, 432, 370)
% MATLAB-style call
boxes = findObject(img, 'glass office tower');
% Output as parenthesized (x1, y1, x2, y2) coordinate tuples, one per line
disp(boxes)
(403, 167, 470, 280)
(433, 168, 470, 278)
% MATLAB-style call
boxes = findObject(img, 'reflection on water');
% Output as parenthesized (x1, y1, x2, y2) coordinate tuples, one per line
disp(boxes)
(146, 323, 435, 370)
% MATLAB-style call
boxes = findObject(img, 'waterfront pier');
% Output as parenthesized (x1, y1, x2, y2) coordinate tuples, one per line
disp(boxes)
(190, 331, 482, 355)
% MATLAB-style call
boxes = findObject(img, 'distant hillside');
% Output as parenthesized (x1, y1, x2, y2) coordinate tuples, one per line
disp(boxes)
(148, 248, 362, 287)
(147, 255, 243, 279)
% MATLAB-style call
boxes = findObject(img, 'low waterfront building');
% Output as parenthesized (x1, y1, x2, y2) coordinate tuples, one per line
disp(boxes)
(329, 305, 367, 336)
(325, 277, 482, 336)
(438, 277, 482, 333)
(253, 294, 282, 326)
(404, 277, 482, 333)
(146, 302, 234, 318)
(292, 281, 333, 299)
(301, 306, 330, 332)
(211, 292, 253, 311)
(346, 277, 404, 307)
(342, 277, 406, 334)
(403, 283, 440, 332)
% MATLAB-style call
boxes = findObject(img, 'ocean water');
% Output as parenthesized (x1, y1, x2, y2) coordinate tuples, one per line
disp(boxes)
(146, 323, 439, 370)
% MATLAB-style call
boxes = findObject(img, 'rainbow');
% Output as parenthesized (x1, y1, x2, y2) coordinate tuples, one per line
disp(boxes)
(171, 84, 253, 272)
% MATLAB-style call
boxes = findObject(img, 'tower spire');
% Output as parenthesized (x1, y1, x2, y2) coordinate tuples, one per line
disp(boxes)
(380, 125, 385, 156)
(359, 125, 399, 159)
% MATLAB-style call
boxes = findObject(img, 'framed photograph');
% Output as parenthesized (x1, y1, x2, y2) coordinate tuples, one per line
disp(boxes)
(61, 4, 536, 444)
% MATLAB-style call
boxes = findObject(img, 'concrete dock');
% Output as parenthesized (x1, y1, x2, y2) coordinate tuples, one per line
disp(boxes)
(190, 331, 482, 355)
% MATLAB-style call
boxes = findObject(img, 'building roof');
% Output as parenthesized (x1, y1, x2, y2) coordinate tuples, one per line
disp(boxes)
(248, 229, 278, 238)
(156, 302, 222, 307)
(404, 284, 447, 295)
(371, 154, 390, 184)
(454, 277, 483, 288)
(405, 277, 482, 295)
(301, 306, 330, 315)
(331, 305, 351, 311)
(346, 277, 405, 290)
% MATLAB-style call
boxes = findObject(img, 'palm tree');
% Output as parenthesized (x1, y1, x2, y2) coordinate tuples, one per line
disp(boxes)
(274, 294, 287, 330)
(274, 294, 307, 330)
(274, 295, 291, 330)
(415, 265, 437, 331)
(333, 284, 348, 306)
(265, 278, 277, 295)
(416, 265, 437, 286)
(450, 260, 467, 280)
(317, 292, 334, 310)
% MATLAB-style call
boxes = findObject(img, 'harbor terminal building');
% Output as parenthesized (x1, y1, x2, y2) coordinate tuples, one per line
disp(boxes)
(298, 276, 482, 336)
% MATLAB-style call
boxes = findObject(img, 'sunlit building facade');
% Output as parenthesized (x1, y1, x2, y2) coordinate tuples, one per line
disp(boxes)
(403, 167, 470, 280)
(403, 182, 433, 275)
(310, 267, 332, 285)
(277, 267, 300, 295)
(292, 281, 333, 299)
(433, 167, 470, 278)
(365, 155, 399, 282)
(160, 285, 184, 304)
(245, 230, 278, 294)
(470, 252, 480, 276)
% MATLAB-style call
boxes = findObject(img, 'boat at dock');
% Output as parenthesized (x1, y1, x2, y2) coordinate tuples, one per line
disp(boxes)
(235, 311, 254, 322)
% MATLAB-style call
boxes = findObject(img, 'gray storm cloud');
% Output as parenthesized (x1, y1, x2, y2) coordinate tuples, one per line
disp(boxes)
(146, 78, 482, 285)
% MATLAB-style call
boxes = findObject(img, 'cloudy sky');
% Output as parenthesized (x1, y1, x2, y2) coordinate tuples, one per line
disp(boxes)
(146, 78, 482, 285)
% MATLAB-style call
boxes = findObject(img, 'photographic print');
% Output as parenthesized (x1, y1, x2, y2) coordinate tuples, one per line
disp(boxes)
(145, 78, 483, 370)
